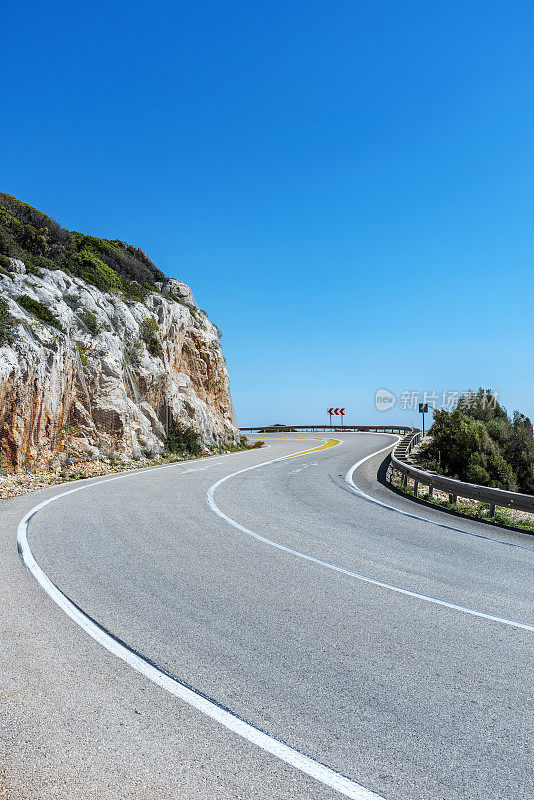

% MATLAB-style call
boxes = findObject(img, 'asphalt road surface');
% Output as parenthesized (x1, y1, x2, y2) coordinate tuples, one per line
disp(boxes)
(1, 433, 532, 800)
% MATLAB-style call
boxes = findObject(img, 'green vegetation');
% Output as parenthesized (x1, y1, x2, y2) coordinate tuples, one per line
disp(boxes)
(165, 423, 202, 456)
(76, 344, 88, 366)
(31, 255, 57, 271)
(25, 260, 44, 277)
(0, 254, 15, 276)
(421, 389, 534, 494)
(491, 509, 534, 533)
(164, 427, 260, 457)
(120, 276, 152, 302)
(0, 193, 167, 299)
(16, 294, 65, 332)
(63, 293, 79, 309)
(392, 474, 534, 533)
(78, 309, 101, 335)
(140, 317, 162, 356)
(0, 297, 14, 345)
(123, 337, 144, 365)
(68, 250, 122, 293)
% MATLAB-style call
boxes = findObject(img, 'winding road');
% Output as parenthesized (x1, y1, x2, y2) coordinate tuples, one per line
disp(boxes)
(1, 433, 532, 800)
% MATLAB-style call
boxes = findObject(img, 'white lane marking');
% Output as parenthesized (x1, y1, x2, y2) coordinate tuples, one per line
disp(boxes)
(345, 438, 534, 552)
(16, 439, 384, 800)
(207, 442, 534, 633)
(289, 461, 318, 475)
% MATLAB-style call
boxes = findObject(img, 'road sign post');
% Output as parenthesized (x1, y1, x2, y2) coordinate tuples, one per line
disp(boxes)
(418, 402, 428, 436)
(327, 407, 346, 428)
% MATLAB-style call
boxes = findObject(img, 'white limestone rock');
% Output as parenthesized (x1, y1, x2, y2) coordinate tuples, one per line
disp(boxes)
(0, 264, 238, 470)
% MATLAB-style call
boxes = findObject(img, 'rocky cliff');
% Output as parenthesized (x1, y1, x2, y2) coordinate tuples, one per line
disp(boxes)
(0, 196, 238, 472)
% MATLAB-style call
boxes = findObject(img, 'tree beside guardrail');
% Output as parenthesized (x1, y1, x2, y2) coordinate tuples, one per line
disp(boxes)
(388, 430, 534, 518)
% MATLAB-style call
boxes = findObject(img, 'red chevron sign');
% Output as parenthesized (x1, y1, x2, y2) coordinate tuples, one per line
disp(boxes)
(327, 408, 345, 415)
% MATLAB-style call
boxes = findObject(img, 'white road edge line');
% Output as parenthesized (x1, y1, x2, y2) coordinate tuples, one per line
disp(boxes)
(207, 440, 534, 633)
(345, 436, 534, 552)
(17, 440, 388, 800)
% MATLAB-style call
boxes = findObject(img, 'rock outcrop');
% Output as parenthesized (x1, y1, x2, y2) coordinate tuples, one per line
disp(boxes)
(0, 260, 238, 472)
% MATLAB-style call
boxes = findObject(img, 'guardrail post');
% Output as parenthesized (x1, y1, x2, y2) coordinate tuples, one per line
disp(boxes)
(388, 427, 534, 516)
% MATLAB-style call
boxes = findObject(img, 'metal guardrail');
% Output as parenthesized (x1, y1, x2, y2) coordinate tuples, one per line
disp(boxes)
(389, 430, 534, 516)
(240, 425, 414, 434)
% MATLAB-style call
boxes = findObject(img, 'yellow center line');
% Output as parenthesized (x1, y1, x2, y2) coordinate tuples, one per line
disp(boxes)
(289, 438, 340, 457)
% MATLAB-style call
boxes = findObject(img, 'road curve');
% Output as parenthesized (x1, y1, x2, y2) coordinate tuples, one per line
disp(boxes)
(2, 433, 533, 800)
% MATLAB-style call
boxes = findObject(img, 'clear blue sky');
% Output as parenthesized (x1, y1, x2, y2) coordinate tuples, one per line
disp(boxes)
(2, 1, 533, 427)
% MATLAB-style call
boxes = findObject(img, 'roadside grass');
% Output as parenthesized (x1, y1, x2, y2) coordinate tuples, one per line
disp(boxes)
(392, 476, 534, 534)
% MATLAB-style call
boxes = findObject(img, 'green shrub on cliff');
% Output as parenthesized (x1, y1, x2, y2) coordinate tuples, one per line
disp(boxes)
(140, 317, 162, 356)
(123, 337, 144, 365)
(0, 193, 168, 296)
(68, 251, 122, 293)
(16, 294, 65, 333)
(165, 423, 202, 456)
(25, 259, 44, 277)
(0, 297, 14, 344)
(78, 309, 101, 335)
(0, 254, 14, 276)
(76, 344, 88, 366)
